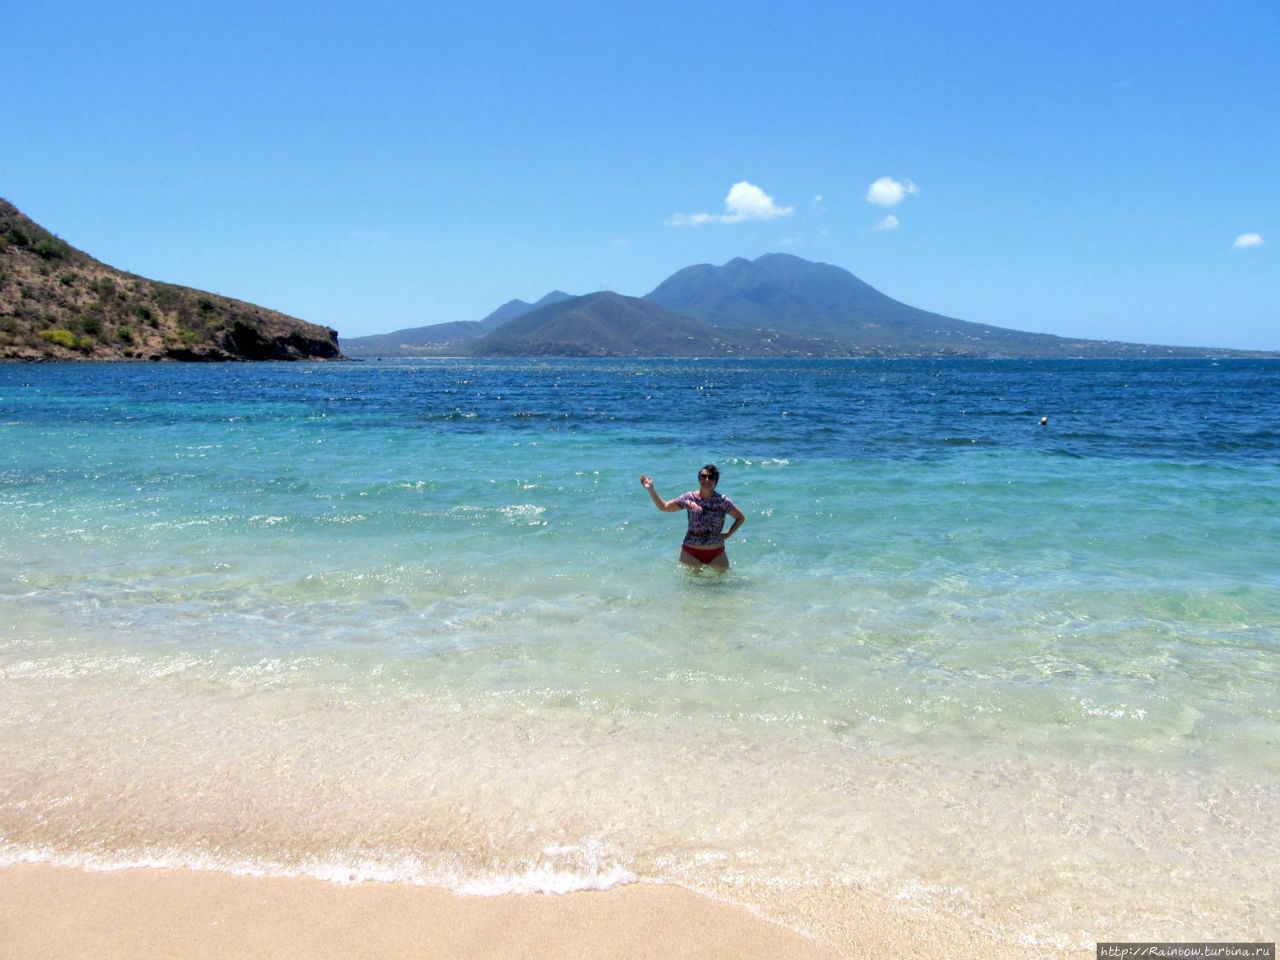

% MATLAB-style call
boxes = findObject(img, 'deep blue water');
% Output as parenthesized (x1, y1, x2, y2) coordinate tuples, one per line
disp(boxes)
(7, 357, 1278, 459)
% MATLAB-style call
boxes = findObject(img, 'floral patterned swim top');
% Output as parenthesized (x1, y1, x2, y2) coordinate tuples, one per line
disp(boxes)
(675, 490, 736, 547)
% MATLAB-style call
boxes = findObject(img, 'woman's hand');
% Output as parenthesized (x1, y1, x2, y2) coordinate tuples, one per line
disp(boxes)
(641, 475, 686, 512)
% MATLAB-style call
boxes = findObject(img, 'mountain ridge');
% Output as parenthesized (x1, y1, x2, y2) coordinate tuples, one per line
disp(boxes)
(6, 196, 1266, 362)
(473, 292, 717, 356)
(342, 291, 573, 358)
(468, 291, 834, 357)
(646, 252, 961, 337)
(344, 253, 1274, 359)
(0, 199, 341, 361)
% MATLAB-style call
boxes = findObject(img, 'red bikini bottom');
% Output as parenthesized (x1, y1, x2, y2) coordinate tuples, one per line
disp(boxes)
(682, 544, 725, 564)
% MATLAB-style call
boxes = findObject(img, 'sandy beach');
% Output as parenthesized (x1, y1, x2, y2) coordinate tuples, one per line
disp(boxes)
(0, 863, 849, 960)
(0, 862, 1067, 960)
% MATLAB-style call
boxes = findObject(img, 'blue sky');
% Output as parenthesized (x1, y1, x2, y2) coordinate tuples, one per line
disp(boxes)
(5, 0, 1276, 348)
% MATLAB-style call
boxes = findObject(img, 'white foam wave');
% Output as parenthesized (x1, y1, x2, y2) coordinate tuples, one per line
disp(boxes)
(0, 843, 638, 898)
(454, 862, 637, 896)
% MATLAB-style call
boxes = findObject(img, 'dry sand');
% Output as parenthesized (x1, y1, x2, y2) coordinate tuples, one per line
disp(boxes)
(0, 863, 843, 960)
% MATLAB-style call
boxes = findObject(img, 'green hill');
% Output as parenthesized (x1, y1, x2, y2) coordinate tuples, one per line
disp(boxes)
(0, 199, 341, 361)
(340, 291, 572, 358)
(471, 291, 838, 357)
(473, 292, 720, 356)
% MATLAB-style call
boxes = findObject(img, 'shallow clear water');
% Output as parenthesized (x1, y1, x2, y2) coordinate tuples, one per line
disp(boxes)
(2, 359, 1277, 952)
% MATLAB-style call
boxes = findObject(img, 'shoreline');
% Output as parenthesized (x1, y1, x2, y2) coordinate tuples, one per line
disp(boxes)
(0, 861, 1065, 960)
(0, 862, 843, 960)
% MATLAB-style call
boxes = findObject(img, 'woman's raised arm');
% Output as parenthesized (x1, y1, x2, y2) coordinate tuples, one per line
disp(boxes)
(639, 474, 686, 512)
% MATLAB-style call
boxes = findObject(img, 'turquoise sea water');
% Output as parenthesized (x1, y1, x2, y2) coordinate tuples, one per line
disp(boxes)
(2, 359, 1277, 952)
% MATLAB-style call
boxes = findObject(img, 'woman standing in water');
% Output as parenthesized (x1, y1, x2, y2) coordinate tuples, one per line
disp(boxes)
(639, 464, 745, 569)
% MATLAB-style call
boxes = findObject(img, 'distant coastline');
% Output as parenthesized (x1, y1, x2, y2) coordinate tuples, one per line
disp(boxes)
(341, 254, 1277, 360)
(5, 198, 1271, 363)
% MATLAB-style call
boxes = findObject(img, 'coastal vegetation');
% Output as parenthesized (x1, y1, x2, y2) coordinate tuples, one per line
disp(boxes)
(0, 199, 342, 361)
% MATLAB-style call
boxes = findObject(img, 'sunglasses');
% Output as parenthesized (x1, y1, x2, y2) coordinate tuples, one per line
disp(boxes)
(698, 473, 714, 481)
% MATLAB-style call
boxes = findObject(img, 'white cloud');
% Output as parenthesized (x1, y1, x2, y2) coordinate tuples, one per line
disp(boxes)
(866, 176, 918, 207)
(874, 215, 899, 231)
(724, 181, 793, 222)
(1233, 232, 1264, 249)
(667, 181, 794, 226)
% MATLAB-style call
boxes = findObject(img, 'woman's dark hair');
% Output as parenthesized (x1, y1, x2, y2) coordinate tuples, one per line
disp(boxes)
(700, 463, 719, 482)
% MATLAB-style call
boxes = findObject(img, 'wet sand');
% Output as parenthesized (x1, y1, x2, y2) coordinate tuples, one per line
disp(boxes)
(0, 863, 843, 960)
